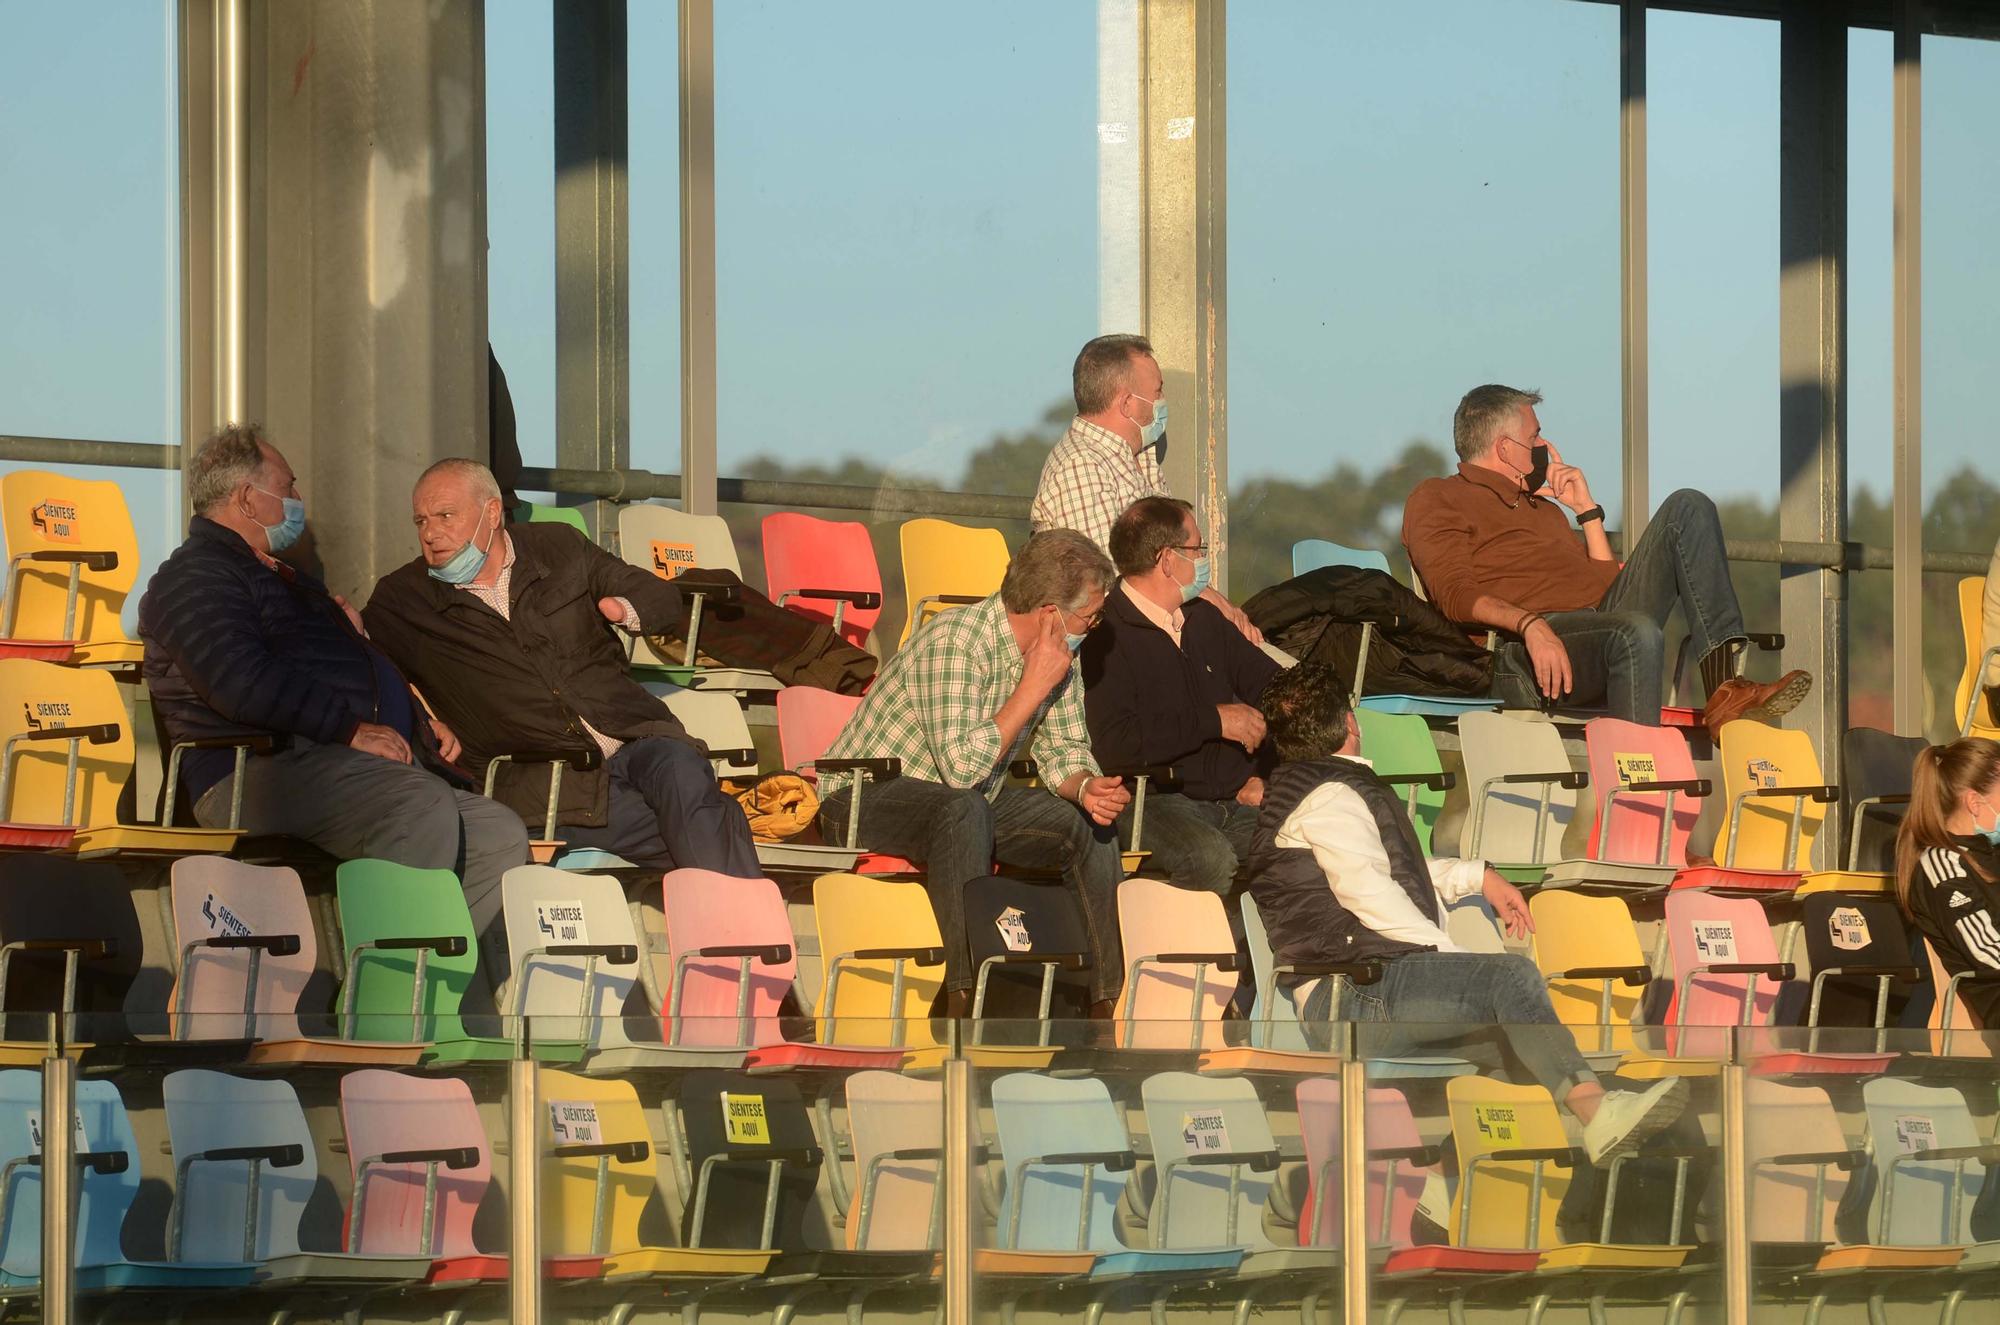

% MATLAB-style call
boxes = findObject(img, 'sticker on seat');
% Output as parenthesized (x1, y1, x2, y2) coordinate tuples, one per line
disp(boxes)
(724, 1092, 770, 1145)
(550, 1099, 601, 1144)
(651, 541, 697, 580)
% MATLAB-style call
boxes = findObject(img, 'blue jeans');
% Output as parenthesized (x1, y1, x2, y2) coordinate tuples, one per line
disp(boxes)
(561, 738, 761, 879)
(819, 778, 1125, 1003)
(1114, 792, 1258, 894)
(1493, 488, 1747, 722)
(1298, 951, 1598, 1099)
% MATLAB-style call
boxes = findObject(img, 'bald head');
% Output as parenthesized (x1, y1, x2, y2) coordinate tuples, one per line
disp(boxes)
(412, 458, 505, 570)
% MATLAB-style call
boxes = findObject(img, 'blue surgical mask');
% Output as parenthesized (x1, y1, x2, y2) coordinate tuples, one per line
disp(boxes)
(1977, 798, 2000, 848)
(254, 487, 305, 553)
(1135, 395, 1169, 448)
(1064, 631, 1087, 654)
(427, 514, 496, 585)
(1171, 547, 1212, 603)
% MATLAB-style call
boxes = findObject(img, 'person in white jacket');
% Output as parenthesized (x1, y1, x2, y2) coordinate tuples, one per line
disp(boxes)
(1246, 662, 1683, 1163)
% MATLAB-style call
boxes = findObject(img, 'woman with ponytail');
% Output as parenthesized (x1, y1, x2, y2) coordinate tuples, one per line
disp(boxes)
(1897, 737, 2000, 1026)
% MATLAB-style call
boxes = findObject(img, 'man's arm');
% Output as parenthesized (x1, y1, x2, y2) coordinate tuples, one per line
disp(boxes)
(571, 528, 685, 633)
(1278, 783, 1459, 952)
(1402, 486, 1574, 698)
(1215, 604, 1284, 704)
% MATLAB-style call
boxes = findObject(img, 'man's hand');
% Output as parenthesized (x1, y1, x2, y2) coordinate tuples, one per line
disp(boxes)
(429, 716, 462, 763)
(597, 597, 631, 625)
(1201, 586, 1264, 645)
(1021, 608, 1078, 699)
(349, 721, 412, 764)
(1078, 774, 1133, 827)
(1235, 776, 1265, 808)
(1217, 702, 1268, 753)
(1540, 439, 1594, 512)
(1481, 869, 1534, 938)
(332, 593, 367, 636)
(1523, 619, 1572, 699)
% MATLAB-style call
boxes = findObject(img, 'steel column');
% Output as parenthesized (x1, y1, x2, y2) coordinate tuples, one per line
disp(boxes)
(1720, 1054, 1751, 1325)
(1620, 0, 1649, 544)
(1338, 1032, 1370, 1324)
(1892, 0, 1925, 734)
(678, 0, 718, 517)
(555, 0, 631, 541)
(1778, 0, 1848, 849)
(509, 1058, 542, 1325)
(39, 1053, 75, 1325)
(943, 1055, 973, 1325)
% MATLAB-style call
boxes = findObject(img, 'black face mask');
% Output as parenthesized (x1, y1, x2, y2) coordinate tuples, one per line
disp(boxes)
(1519, 442, 1549, 494)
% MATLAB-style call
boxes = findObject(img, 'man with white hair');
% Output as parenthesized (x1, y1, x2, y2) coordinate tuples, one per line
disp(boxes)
(139, 427, 530, 938)
(363, 459, 761, 881)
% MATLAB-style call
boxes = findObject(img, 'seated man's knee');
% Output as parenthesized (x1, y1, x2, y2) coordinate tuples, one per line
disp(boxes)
(933, 786, 995, 842)
(1611, 611, 1665, 661)
(1660, 488, 1719, 521)
(1165, 832, 1241, 895)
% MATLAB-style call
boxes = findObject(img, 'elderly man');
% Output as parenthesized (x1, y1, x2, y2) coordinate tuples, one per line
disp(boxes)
(1402, 383, 1809, 738)
(817, 529, 1133, 1016)
(1082, 496, 1279, 895)
(139, 427, 530, 941)
(362, 459, 760, 881)
(1031, 333, 1260, 642)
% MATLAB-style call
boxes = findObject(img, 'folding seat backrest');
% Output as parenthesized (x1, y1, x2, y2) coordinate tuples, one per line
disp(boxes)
(501, 866, 640, 1039)
(616, 504, 743, 671)
(1796, 892, 1915, 1030)
(1239, 894, 1309, 1050)
(661, 689, 760, 779)
(0, 1070, 142, 1276)
(1859, 1078, 1983, 1247)
(1295, 1079, 1428, 1250)
(991, 1072, 1131, 1252)
(1445, 894, 1507, 954)
(169, 855, 315, 1041)
(1456, 711, 1579, 864)
(1356, 710, 1447, 853)
(334, 859, 478, 1043)
(339, 1069, 490, 1257)
(1841, 728, 1926, 873)
(1584, 718, 1702, 866)
(1955, 577, 2000, 739)
(898, 518, 1008, 644)
(1744, 1079, 1855, 1244)
(659, 869, 796, 1049)
(0, 470, 139, 656)
(962, 876, 1093, 1022)
(1291, 540, 1390, 577)
(1530, 890, 1648, 1054)
(538, 1069, 656, 1257)
(1139, 1072, 1278, 1249)
(775, 685, 862, 772)
(1716, 720, 1832, 871)
(0, 854, 143, 1038)
(1444, 1076, 1572, 1249)
(811, 873, 944, 1048)
(1923, 937, 1993, 1059)
(1664, 891, 1786, 1037)
(762, 512, 884, 650)
(163, 1069, 314, 1261)
(1116, 877, 1239, 1049)
(844, 1070, 942, 1250)
(0, 658, 136, 838)
(675, 1068, 822, 1250)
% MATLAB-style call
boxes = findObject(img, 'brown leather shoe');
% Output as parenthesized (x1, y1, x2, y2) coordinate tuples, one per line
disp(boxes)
(1701, 670, 1813, 743)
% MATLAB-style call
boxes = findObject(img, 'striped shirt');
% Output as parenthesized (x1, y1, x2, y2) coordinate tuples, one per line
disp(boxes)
(819, 592, 1097, 800)
(1029, 417, 1168, 552)
(1909, 841, 2000, 1028)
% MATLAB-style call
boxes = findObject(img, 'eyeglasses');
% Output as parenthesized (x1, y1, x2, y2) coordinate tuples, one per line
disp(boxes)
(1173, 543, 1210, 558)
(1061, 606, 1105, 633)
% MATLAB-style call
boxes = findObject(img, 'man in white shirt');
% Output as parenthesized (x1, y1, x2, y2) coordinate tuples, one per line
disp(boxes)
(1246, 661, 1685, 1163)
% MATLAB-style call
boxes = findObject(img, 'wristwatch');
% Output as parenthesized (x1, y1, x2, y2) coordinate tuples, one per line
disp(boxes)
(1575, 505, 1606, 525)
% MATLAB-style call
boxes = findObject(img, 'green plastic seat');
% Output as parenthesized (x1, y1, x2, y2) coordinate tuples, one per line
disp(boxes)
(333, 859, 513, 1063)
(513, 501, 591, 536)
(1355, 710, 1450, 854)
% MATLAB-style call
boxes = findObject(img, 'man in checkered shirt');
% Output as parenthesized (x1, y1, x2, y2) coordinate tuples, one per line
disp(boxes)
(817, 529, 1135, 1016)
(1030, 333, 1262, 643)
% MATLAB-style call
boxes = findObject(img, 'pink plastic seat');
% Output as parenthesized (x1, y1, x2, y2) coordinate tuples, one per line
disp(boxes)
(762, 512, 884, 651)
(774, 687, 917, 874)
(1115, 878, 1239, 1050)
(1583, 718, 1704, 867)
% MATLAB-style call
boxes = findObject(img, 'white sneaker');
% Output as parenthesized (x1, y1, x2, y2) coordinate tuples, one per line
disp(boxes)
(1582, 1077, 1689, 1165)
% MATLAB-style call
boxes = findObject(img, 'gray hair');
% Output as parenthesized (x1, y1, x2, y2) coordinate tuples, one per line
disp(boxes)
(1108, 496, 1196, 578)
(1000, 528, 1115, 614)
(187, 423, 272, 515)
(1072, 333, 1155, 415)
(417, 457, 503, 507)
(1452, 384, 1543, 461)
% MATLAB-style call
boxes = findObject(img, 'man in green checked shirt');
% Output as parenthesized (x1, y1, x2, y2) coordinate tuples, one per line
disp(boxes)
(816, 529, 1134, 1017)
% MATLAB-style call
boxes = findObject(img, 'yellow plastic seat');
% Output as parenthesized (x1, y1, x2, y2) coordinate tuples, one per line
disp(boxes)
(813, 873, 948, 1050)
(1526, 890, 1716, 1079)
(1954, 577, 2000, 740)
(0, 658, 241, 855)
(898, 519, 1009, 645)
(0, 470, 142, 668)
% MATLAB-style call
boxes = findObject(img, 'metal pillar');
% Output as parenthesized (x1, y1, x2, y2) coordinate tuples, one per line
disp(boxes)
(678, 0, 718, 517)
(555, 0, 631, 541)
(508, 1058, 542, 1325)
(1778, 0, 1848, 842)
(1720, 1054, 1751, 1325)
(1619, 0, 1649, 545)
(1139, 0, 1229, 589)
(1097, 0, 1144, 333)
(39, 1053, 75, 1325)
(179, 0, 490, 601)
(943, 1056, 974, 1325)
(1892, 0, 1925, 735)
(1338, 1033, 1371, 1324)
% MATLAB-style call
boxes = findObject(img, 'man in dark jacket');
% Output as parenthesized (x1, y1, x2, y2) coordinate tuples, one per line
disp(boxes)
(363, 459, 759, 879)
(1081, 497, 1279, 893)
(1247, 662, 1684, 1164)
(139, 427, 531, 943)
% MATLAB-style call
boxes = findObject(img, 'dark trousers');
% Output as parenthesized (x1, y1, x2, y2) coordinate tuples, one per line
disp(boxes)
(1114, 791, 1258, 894)
(820, 778, 1125, 1003)
(562, 737, 761, 878)
(1493, 488, 1747, 722)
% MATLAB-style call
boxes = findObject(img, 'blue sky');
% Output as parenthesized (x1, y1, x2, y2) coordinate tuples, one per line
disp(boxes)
(3, 0, 1997, 590)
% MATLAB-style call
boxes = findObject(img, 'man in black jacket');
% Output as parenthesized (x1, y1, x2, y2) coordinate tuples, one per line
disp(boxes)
(1080, 497, 1280, 894)
(139, 427, 531, 941)
(363, 459, 760, 880)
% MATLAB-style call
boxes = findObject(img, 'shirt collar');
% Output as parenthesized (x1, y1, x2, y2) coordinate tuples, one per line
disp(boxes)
(1069, 416, 1146, 464)
(1120, 579, 1184, 635)
(1334, 752, 1375, 769)
(1454, 461, 1537, 510)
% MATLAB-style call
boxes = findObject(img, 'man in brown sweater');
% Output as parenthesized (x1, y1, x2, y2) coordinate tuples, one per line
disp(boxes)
(1402, 384, 1808, 739)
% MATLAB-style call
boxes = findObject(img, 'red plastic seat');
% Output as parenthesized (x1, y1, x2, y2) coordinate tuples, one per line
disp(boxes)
(762, 512, 885, 651)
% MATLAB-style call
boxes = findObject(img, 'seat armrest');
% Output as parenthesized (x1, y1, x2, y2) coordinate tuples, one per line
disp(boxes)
(1695, 961, 1794, 980)
(1621, 778, 1712, 797)
(1144, 951, 1241, 971)
(1184, 1149, 1282, 1172)
(553, 1140, 650, 1163)
(378, 1146, 480, 1170)
(1554, 964, 1652, 986)
(695, 943, 791, 965)
(370, 935, 469, 958)
(1033, 1149, 1135, 1172)
(542, 943, 640, 965)
(1746, 784, 1838, 803)
(22, 550, 118, 572)
(1759, 1149, 1865, 1171)
(1501, 770, 1589, 790)
(784, 587, 883, 609)
(811, 757, 902, 778)
(201, 933, 302, 958)
(1379, 771, 1454, 791)
(1277, 959, 1383, 987)
(850, 945, 947, 965)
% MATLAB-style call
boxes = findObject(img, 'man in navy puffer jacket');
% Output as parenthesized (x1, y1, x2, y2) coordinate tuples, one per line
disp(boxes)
(139, 426, 530, 961)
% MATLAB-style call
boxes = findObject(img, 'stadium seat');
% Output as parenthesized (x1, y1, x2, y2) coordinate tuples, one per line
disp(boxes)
(512, 500, 590, 536)
(811, 872, 944, 1050)
(162, 1068, 431, 1285)
(1923, 936, 1997, 1060)
(0, 469, 141, 667)
(0, 853, 143, 1049)
(0, 657, 244, 854)
(0, 1069, 255, 1293)
(1667, 718, 1828, 895)
(1841, 727, 1923, 875)
(897, 518, 1008, 645)
(661, 687, 761, 781)
(1354, 709, 1456, 853)
(1290, 538, 1390, 577)
(1576, 717, 1709, 888)
(1527, 890, 1682, 1078)
(772, 685, 906, 874)
(1115, 877, 1239, 1050)
(1456, 711, 1588, 884)
(1788, 892, 1920, 1051)
(615, 501, 779, 694)
(334, 859, 501, 1060)
(762, 512, 885, 652)
(962, 875, 1093, 1039)
(1857, 1078, 1997, 1253)
(1954, 576, 2000, 740)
